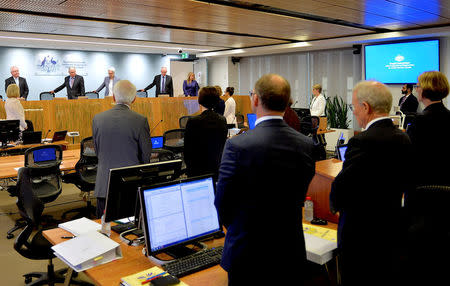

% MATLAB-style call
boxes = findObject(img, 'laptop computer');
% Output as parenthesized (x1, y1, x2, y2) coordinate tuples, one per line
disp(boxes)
(51, 130, 67, 143)
(336, 144, 348, 162)
(150, 136, 163, 149)
(22, 131, 42, 145)
(247, 113, 257, 130)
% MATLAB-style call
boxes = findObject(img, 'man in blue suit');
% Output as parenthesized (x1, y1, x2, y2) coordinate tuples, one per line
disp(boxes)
(215, 74, 315, 285)
(95, 67, 120, 97)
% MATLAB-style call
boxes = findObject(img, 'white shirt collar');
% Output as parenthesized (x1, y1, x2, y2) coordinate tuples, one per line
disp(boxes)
(255, 115, 283, 126)
(364, 116, 391, 130)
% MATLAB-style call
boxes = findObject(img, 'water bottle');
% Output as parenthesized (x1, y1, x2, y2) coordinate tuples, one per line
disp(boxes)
(101, 211, 111, 237)
(304, 196, 314, 222)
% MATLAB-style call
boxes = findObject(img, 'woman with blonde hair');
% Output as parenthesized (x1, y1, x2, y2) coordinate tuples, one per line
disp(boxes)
(5, 84, 27, 131)
(183, 72, 200, 97)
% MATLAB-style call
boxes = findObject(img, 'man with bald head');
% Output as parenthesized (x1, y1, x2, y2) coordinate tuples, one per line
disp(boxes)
(51, 67, 85, 99)
(215, 74, 315, 285)
(330, 81, 414, 285)
(140, 67, 173, 97)
(5, 66, 29, 100)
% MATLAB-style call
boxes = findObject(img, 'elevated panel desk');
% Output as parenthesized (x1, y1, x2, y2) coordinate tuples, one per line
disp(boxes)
(307, 159, 343, 224)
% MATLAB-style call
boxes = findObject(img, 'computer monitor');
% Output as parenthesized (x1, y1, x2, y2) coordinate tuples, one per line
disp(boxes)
(104, 159, 182, 223)
(292, 108, 311, 120)
(337, 144, 348, 162)
(33, 148, 57, 163)
(0, 120, 20, 148)
(247, 113, 257, 130)
(151, 136, 163, 149)
(22, 131, 42, 145)
(139, 175, 222, 258)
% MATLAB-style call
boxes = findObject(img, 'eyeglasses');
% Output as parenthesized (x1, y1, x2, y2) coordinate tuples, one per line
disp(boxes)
(249, 91, 255, 96)
(349, 104, 355, 111)
(413, 85, 421, 90)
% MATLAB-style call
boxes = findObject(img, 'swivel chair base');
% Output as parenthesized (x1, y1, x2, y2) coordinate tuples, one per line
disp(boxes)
(23, 260, 94, 286)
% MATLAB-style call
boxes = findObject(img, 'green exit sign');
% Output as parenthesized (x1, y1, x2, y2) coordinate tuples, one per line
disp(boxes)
(181, 53, 189, 59)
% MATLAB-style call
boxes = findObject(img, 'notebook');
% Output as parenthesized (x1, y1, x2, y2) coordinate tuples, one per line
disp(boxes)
(247, 113, 257, 130)
(336, 144, 348, 162)
(22, 131, 42, 145)
(121, 266, 188, 286)
(51, 130, 67, 142)
(58, 217, 101, 236)
(151, 136, 163, 149)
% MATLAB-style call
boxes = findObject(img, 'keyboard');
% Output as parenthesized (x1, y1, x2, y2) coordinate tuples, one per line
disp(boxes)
(162, 246, 223, 277)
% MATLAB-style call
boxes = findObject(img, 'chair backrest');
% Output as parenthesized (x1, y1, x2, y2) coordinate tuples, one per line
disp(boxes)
(150, 149, 176, 163)
(136, 91, 148, 98)
(311, 116, 320, 129)
(25, 120, 34, 132)
(179, 116, 192, 129)
(163, 129, 185, 153)
(236, 114, 244, 124)
(76, 137, 98, 185)
(39, 92, 54, 100)
(85, 91, 99, 99)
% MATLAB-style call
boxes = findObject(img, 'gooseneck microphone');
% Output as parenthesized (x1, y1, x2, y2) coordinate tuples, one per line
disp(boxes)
(150, 120, 163, 134)
(43, 129, 51, 143)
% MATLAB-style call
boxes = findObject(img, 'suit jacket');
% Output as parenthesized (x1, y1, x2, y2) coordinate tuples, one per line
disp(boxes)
(144, 74, 173, 97)
(95, 76, 120, 97)
(92, 104, 152, 198)
(407, 102, 450, 186)
(329, 119, 413, 284)
(399, 93, 419, 114)
(54, 75, 85, 99)
(184, 109, 227, 179)
(215, 119, 315, 277)
(5, 76, 29, 99)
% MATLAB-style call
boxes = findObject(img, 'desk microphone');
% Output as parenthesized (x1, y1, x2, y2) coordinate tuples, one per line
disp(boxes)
(43, 129, 51, 143)
(293, 100, 298, 107)
(150, 120, 163, 134)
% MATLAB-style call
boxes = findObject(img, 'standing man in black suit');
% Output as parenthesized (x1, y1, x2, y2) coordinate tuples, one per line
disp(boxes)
(330, 81, 414, 285)
(51, 67, 85, 99)
(139, 67, 173, 97)
(92, 80, 152, 217)
(399, 83, 419, 114)
(5, 66, 29, 100)
(215, 74, 315, 285)
(184, 86, 227, 179)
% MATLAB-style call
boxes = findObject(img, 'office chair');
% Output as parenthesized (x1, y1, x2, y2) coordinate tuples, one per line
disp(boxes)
(84, 91, 99, 99)
(39, 92, 54, 100)
(14, 167, 92, 286)
(25, 120, 34, 132)
(7, 145, 63, 239)
(136, 90, 148, 98)
(235, 114, 245, 128)
(163, 129, 185, 159)
(179, 115, 192, 129)
(62, 137, 97, 220)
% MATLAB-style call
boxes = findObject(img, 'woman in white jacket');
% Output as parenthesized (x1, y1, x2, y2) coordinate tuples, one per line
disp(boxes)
(310, 83, 326, 116)
(223, 87, 236, 126)
(5, 84, 27, 131)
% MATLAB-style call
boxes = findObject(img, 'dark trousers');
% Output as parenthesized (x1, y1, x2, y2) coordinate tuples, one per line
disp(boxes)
(96, 197, 106, 219)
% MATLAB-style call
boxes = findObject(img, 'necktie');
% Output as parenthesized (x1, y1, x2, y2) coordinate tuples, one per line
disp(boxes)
(70, 77, 74, 88)
(400, 96, 407, 106)
(161, 76, 165, 93)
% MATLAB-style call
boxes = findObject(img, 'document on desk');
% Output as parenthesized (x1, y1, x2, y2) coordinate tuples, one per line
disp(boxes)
(58, 217, 101, 236)
(52, 231, 122, 272)
(303, 223, 337, 265)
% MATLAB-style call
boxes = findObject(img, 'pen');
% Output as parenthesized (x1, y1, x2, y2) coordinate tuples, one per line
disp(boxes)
(141, 272, 167, 284)
(61, 236, 75, 239)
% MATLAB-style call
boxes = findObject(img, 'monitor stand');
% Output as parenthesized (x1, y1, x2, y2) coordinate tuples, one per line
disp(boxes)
(158, 242, 207, 260)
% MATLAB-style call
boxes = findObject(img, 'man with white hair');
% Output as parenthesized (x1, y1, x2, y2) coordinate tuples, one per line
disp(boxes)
(94, 67, 120, 97)
(5, 66, 29, 100)
(330, 80, 414, 285)
(92, 80, 152, 217)
(139, 66, 173, 97)
(51, 67, 85, 99)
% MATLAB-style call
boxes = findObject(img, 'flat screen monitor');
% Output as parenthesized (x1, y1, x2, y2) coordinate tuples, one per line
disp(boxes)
(151, 136, 163, 149)
(247, 113, 256, 130)
(364, 39, 439, 84)
(0, 120, 20, 147)
(292, 108, 311, 119)
(33, 148, 57, 163)
(22, 131, 42, 145)
(337, 144, 348, 162)
(104, 159, 182, 223)
(140, 175, 221, 257)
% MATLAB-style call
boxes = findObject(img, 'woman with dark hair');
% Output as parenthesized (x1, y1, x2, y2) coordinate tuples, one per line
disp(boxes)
(184, 86, 228, 179)
(223, 86, 236, 126)
(407, 71, 450, 186)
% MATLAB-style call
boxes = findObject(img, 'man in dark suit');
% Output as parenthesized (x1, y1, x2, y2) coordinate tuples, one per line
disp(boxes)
(140, 67, 173, 97)
(92, 80, 152, 217)
(94, 67, 120, 97)
(215, 74, 315, 285)
(5, 66, 29, 100)
(184, 86, 227, 179)
(399, 83, 419, 114)
(51, 67, 85, 99)
(330, 81, 414, 285)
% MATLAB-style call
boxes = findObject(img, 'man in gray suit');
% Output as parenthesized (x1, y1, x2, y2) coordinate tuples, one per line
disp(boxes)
(92, 80, 152, 217)
(94, 67, 120, 97)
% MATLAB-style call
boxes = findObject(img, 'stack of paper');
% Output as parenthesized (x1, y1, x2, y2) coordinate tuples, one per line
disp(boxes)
(58, 217, 101, 236)
(121, 266, 188, 286)
(303, 223, 338, 265)
(52, 231, 122, 272)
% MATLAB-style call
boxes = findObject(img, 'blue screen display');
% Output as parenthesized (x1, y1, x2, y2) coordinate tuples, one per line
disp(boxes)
(151, 136, 163, 149)
(247, 113, 257, 130)
(365, 39, 439, 84)
(33, 148, 56, 163)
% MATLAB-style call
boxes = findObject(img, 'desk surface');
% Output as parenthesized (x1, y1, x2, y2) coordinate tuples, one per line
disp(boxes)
(0, 148, 79, 179)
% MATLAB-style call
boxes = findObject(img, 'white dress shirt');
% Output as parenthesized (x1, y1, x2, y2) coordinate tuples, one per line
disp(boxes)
(5, 97, 27, 131)
(224, 96, 236, 125)
(255, 115, 283, 126)
(108, 79, 114, 97)
(310, 94, 326, 116)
